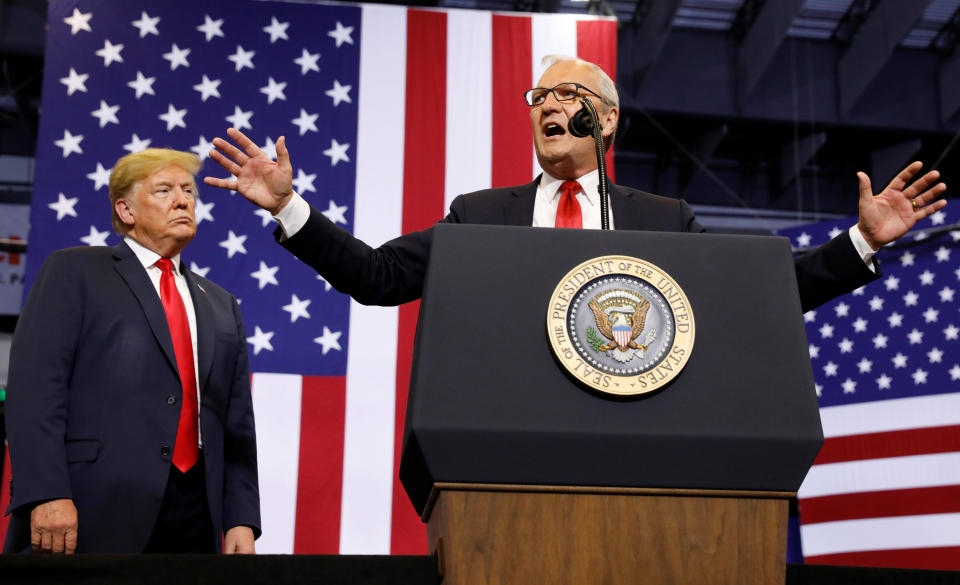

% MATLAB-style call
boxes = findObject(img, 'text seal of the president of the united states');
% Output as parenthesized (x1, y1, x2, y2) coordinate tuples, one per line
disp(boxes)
(547, 256, 695, 396)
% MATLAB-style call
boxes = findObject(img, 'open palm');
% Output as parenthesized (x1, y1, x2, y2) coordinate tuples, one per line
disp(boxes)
(857, 161, 947, 250)
(204, 128, 294, 215)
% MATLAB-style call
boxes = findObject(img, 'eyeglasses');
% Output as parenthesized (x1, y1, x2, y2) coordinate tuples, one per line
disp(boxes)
(523, 82, 604, 107)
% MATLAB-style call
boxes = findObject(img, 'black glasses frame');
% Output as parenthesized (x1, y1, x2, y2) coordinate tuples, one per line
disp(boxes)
(523, 82, 604, 107)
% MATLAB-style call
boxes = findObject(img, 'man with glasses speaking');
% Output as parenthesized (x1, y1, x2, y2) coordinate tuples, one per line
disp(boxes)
(204, 56, 946, 312)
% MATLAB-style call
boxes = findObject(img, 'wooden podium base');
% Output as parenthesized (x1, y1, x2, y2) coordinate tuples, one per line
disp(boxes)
(424, 483, 791, 585)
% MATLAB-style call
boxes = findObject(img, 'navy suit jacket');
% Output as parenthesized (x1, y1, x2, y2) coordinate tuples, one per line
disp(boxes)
(280, 180, 879, 311)
(3, 241, 260, 553)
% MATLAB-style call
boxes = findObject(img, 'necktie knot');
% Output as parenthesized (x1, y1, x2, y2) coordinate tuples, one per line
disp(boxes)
(156, 258, 174, 275)
(560, 181, 581, 197)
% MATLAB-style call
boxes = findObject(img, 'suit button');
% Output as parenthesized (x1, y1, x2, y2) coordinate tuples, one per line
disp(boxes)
(160, 446, 171, 456)
(167, 395, 176, 405)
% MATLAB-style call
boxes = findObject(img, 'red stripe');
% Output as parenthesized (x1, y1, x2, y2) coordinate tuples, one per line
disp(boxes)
(0, 443, 11, 544)
(491, 15, 532, 188)
(391, 8, 448, 555)
(814, 425, 960, 464)
(293, 376, 346, 553)
(800, 485, 960, 524)
(805, 546, 960, 570)
(576, 20, 618, 183)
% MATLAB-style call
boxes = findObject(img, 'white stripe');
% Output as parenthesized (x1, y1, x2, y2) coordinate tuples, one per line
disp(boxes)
(445, 10, 492, 210)
(530, 15, 579, 179)
(819, 392, 960, 438)
(798, 452, 960, 498)
(251, 373, 303, 554)
(338, 4, 407, 554)
(801, 513, 960, 557)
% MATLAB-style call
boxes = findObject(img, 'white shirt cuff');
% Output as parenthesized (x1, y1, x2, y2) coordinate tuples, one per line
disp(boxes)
(274, 192, 309, 240)
(848, 224, 877, 273)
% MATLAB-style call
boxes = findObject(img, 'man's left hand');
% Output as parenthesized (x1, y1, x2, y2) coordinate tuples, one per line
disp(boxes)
(857, 161, 948, 250)
(223, 526, 256, 554)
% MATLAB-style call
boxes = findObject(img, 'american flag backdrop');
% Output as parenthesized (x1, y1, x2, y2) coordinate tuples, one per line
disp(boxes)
(780, 213, 960, 570)
(0, 0, 617, 553)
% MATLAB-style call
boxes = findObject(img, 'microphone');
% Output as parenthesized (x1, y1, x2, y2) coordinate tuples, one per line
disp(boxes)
(566, 98, 611, 230)
(567, 106, 594, 138)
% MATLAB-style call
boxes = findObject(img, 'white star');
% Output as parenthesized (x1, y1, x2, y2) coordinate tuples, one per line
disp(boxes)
(945, 324, 960, 340)
(803, 310, 816, 323)
(123, 133, 151, 153)
(292, 168, 316, 193)
(900, 251, 915, 267)
(815, 383, 823, 397)
(834, 302, 850, 317)
(852, 317, 868, 332)
(197, 15, 225, 42)
(868, 295, 884, 311)
(323, 139, 350, 166)
(190, 135, 216, 161)
(64, 8, 92, 35)
(95, 39, 124, 67)
(953, 232, 960, 243)
(808, 344, 819, 359)
(219, 230, 247, 258)
(908, 328, 924, 344)
(876, 373, 892, 390)
(294, 48, 320, 75)
(193, 75, 221, 102)
(259, 77, 287, 104)
(189, 261, 210, 278)
(90, 100, 120, 128)
(227, 45, 256, 71)
(828, 227, 843, 239)
(131, 11, 160, 38)
(254, 208, 274, 227)
(250, 261, 279, 289)
(914, 231, 929, 241)
(856, 357, 872, 373)
(928, 347, 944, 363)
(291, 108, 318, 135)
(884, 275, 900, 291)
(282, 294, 312, 323)
(940, 286, 955, 303)
(920, 269, 936, 286)
(127, 71, 156, 99)
(951, 364, 960, 381)
(159, 104, 187, 131)
(838, 338, 853, 353)
(841, 378, 856, 394)
(194, 198, 215, 224)
(892, 353, 908, 368)
(54, 129, 83, 157)
(912, 368, 928, 384)
(260, 137, 277, 161)
(313, 326, 342, 355)
(923, 307, 939, 323)
(819, 323, 834, 338)
(48, 193, 78, 220)
(325, 80, 352, 106)
(322, 201, 348, 224)
(263, 17, 290, 43)
(246, 326, 274, 355)
(86, 162, 111, 190)
(328, 21, 354, 47)
(852, 285, 866, 296)
(823, 361, 838, 377)
(872, 332, 888, 349)
(316, 274, 333, 292)
(80, 225, 109, 246)
(931, 210, 947, 225)
(225, 106, 253, 130)
(888, 312, 904, 327)
(162, 43, 191, 70)
(936, 246, 952, 262)
(796, 232, 811, 247)
(956, 266, 960, 281)
(59, 68, 88, 95)
(903, 291, 919, 306)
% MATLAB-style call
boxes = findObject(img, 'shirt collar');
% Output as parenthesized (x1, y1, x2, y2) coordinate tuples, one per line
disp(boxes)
(124, 236, 182, 273)
(538, 169, 600, 207)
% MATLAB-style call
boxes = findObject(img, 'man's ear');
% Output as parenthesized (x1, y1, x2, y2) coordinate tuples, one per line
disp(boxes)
(601, 106, 619, 139)
(115, 199, 135, 227)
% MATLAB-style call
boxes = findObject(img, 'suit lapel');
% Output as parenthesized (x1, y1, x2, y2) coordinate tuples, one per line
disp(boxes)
(183, 268, 214, 396)
(112, 241, 178, 372)
(503, 179, 539, 226)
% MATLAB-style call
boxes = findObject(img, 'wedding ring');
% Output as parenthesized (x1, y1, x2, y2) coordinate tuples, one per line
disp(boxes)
(911, 197, 919, 210)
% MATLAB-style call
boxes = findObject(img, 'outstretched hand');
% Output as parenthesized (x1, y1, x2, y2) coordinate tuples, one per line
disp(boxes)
(204, 128, 294, 215)
(857, 161, 947, 250)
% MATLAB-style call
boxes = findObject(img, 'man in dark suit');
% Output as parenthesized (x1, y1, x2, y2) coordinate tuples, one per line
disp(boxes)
(204, 58, 946, 311)
(4, 149, 260, 554)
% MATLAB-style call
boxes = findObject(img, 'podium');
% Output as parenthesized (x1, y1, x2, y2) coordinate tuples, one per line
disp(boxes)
(399, 224, 823, 585)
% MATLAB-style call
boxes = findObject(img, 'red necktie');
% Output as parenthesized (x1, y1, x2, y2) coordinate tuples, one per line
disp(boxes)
(555, 180, 583, 229)
(156, 258, 199, 473)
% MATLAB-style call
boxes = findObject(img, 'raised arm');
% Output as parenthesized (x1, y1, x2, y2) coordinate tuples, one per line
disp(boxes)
(204, 128, 294, 215)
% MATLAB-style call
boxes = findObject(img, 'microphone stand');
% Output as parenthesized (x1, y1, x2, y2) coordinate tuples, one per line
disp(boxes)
(569, 98, 610, 230)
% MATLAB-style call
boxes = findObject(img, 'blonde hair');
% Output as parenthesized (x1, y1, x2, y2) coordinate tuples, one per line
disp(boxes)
(108, 149, 202, 234)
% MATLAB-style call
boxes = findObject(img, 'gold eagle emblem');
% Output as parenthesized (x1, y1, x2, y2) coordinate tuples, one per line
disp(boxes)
(587, 289, 652, 353)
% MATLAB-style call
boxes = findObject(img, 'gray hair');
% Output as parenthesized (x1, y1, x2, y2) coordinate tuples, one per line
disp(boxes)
(541, 54, 619, 109)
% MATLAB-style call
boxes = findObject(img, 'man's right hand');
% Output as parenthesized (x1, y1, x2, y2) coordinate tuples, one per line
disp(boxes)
(30, 498, 78, 554)
(204, 128, 294, 215)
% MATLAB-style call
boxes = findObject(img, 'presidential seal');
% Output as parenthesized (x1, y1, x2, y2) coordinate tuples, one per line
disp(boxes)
(547, 256, 695, 396)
